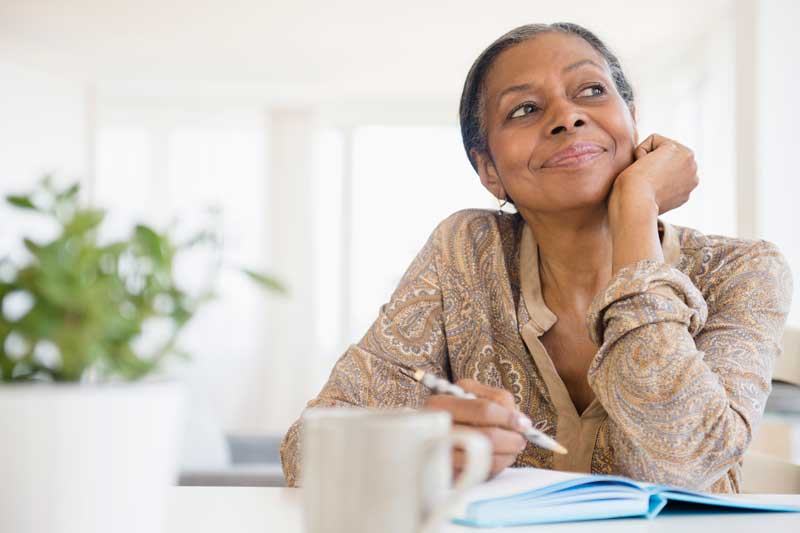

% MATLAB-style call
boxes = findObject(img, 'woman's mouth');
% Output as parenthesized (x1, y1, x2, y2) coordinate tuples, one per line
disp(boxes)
(542, 143, 606, 169)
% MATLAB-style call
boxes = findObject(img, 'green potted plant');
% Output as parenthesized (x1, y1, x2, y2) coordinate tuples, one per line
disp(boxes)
(0, 178, 284, 533)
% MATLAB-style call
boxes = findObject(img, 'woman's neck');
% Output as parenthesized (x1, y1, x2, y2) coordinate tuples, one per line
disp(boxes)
(519, 205, 614, 313)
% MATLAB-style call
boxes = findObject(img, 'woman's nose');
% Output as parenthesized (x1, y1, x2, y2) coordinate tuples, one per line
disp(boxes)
(550, 118, 586, 135)
(546, 100, 587, 135)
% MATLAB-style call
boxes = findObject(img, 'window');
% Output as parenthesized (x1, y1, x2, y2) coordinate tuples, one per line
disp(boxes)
(347, 125, 495, 342)
(95, 109, 270, 430)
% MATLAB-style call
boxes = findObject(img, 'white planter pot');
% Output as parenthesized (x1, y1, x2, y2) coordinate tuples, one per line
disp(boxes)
(0, 380, 184, 533)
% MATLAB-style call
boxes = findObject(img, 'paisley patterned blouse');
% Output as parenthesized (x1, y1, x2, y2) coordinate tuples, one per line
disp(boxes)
(280, 209, 792, 492)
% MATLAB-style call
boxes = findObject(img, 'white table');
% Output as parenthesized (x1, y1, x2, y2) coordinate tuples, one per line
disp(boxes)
(167, 487, 800, 532)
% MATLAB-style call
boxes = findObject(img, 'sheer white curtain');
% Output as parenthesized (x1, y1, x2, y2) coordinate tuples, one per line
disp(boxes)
(94, 108, 271, 433)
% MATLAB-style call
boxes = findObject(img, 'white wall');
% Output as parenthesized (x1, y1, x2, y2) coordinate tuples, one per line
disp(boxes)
(756, 0, 800, 327)
(0, 62, 87, 254)
(638, 14, 737, 237)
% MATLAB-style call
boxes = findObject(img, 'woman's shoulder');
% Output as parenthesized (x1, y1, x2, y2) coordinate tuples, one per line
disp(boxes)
(671, 223, 792, 303)
(434, 208, 522, 241)
(673, 223, 786, 265)
(429, 208, 523, 270)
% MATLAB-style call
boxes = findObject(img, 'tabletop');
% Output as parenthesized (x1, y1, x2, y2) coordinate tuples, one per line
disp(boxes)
(166, 487, 800, 532)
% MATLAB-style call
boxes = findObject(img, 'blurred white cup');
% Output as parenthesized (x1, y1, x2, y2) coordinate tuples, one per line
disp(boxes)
(301, 407, 490, 533)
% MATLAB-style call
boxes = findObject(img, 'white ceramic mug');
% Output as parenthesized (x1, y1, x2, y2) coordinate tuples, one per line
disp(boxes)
(301, 408, 491, 533)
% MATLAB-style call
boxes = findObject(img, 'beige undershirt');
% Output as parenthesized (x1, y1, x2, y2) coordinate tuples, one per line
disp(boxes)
(517, 219, 681, 473)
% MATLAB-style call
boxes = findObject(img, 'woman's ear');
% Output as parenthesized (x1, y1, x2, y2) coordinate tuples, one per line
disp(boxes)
(628, 103, 639, 145)
(472, 149, 506, 200)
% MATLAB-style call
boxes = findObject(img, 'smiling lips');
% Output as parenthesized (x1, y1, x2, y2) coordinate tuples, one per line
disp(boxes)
(542, 142, 605, 168)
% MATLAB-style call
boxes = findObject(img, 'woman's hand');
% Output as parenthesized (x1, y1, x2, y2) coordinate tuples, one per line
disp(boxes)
(423, 379, 530, 480)
(607, 134, 699, 273)
(610, 133, 699, 216)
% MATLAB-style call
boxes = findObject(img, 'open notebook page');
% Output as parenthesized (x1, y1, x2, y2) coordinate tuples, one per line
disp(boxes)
(452, 468, 585, 515)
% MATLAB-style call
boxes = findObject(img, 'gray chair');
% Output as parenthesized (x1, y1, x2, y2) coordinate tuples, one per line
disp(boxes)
(178, 434, 286, 487)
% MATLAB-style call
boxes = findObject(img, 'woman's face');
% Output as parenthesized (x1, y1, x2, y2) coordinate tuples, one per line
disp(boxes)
(475, 32, 638, 215)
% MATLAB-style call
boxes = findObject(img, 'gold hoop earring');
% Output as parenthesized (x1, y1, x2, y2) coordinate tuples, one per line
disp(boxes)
(497, 196, 508, 216)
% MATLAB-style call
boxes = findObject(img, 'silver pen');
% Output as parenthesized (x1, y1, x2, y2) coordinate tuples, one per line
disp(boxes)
(400, 367, 568, 455)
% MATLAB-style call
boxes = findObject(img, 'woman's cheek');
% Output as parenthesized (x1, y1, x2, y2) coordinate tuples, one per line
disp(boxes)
(612, 129, 636, 172)
(494, 134, 534, 177)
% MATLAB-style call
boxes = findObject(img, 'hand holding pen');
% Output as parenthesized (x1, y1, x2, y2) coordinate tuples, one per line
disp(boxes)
(400, 367, 567, 480)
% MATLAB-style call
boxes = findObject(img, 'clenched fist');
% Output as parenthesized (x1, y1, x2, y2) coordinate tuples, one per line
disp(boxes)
(611, 133, 699, 216)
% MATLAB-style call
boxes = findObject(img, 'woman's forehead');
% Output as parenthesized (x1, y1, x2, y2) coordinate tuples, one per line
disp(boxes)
(484, 33, 609, 94)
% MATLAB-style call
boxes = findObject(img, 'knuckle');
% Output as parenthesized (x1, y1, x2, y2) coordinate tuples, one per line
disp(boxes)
(475, 399, 494, 421)
(505, 408, 519, 429)
(483, 426, 503, 444)
(497, 389, 515, 407)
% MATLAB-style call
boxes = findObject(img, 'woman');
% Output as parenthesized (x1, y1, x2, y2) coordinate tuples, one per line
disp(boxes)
(280, 23, 792, 493)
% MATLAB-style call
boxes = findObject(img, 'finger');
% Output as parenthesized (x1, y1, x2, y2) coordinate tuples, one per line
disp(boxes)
(634, 133, 675, 159)
(453, 448, 517, 474)
(634, 135, 656, 159)
(455, 453, 516, 478)
(455, 378, 517, 411)
(487, 457, 514, 479)
(453, 424, 527, 454)
(425, 395, 531, 432)
(633, 134, 655, 159)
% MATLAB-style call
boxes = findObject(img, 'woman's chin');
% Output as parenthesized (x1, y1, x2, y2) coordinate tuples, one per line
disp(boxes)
(558, 180, 616, 209)
(523, 184, 615, 214)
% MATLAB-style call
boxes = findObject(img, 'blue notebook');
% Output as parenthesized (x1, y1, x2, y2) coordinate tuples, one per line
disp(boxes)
(452, 468, 800, 528)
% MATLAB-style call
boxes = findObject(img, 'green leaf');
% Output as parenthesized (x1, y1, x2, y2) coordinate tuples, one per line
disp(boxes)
(64, 209, 105, 236)
(134, 225, 165, 263)
(6, 195, 37, 210)
(242, 268, 287, 294)
(23, 238, 40, 255)
(58, 183, 80, 200)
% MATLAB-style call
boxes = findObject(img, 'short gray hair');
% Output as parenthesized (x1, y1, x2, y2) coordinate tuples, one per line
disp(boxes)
(459, 23, 635, 172)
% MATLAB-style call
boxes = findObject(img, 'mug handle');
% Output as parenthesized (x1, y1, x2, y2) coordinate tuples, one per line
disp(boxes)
(418, 428, 491, 533)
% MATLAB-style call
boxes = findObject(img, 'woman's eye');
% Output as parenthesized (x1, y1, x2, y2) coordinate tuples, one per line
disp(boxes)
(509, 103, 539, 119)
(577, 84, 606, 98)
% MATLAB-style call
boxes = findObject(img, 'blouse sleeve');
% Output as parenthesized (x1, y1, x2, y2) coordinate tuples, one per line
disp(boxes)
(585, 240, 793, 491)
(279, 224, 450, 487)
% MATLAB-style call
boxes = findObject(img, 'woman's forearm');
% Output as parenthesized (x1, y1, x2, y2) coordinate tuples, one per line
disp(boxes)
(608, 185, 663, 274)
(586, 260, 739, 490)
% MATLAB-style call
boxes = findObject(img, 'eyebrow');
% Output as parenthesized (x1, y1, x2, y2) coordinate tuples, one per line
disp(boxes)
(494, 59, 605, 109)
(563, 58, 603, 74)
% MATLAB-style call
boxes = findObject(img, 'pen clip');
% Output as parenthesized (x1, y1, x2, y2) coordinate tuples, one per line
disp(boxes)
(398, 366, 427, 384)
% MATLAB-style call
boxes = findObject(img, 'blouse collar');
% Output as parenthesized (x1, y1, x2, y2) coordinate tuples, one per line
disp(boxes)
(519, 218, 681, 336)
